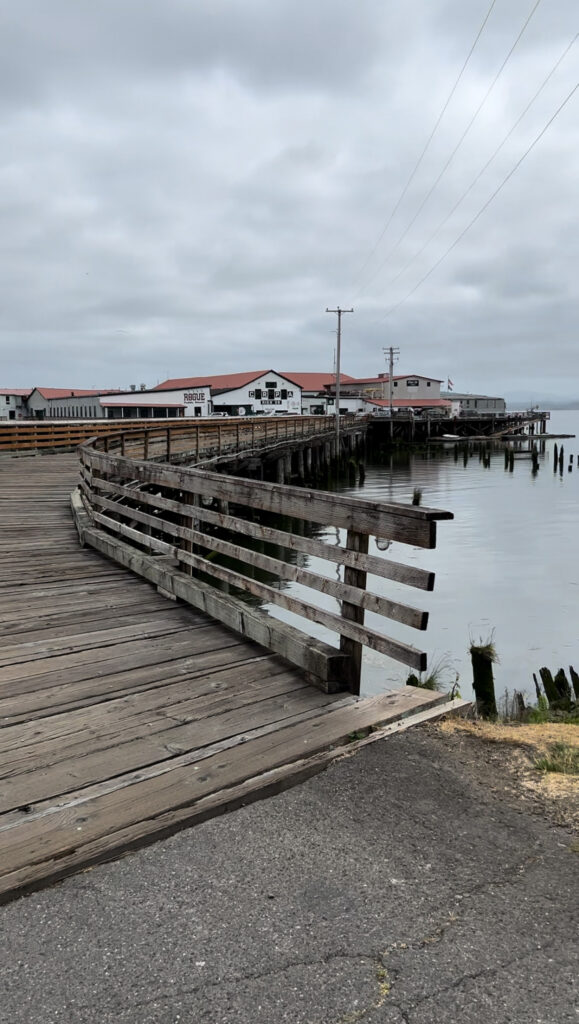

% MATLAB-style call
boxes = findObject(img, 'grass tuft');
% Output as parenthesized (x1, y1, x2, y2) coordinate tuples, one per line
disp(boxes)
(469, 632, 499, 664)
(535, 742, 579, 776)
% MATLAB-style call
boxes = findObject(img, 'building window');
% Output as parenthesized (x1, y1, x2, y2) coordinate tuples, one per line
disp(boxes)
(427, 381, 431, 387)
(268, 389, 275, 399)
(254, 388, 262, 399)
(265, 380, 276, 389)
(280, 389, 287, 400)
(5, 396, 9, 404)
(393, 381, 398, 387)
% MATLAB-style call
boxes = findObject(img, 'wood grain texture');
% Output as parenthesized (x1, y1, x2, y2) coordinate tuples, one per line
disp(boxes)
(0, 452, 450, 903)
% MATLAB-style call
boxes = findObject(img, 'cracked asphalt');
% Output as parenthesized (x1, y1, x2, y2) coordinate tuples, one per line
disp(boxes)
(1, 728, 577, 1024)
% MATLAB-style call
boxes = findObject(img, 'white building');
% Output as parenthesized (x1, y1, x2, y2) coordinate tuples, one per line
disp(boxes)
(101, 386, 212, 419)
(23, 386, 213, 420)
(281, 372, 357, 415)
(345, 374, 443, 400)
(26, 388, 120, 419)
(0, 389, 31, 420)
(442, 392, 506, 415)
(154, 371, 302, 416)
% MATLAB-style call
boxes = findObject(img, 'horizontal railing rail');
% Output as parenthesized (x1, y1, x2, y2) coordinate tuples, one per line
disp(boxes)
(0, 414, 348, 454)
(76, 425, 452, 694)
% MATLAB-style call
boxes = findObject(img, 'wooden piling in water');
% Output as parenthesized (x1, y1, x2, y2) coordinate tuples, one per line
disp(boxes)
(531, 446, 539, 474)
(470, 642, 498, 718)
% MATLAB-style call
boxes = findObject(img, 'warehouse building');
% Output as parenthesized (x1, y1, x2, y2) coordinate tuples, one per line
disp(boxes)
(344, 374, 443, 401)
(154, 371, 302, 416)
(441, 392, 506, 415)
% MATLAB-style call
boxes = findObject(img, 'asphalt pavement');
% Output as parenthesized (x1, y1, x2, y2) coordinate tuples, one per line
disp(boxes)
(1, 728, 576, 1024)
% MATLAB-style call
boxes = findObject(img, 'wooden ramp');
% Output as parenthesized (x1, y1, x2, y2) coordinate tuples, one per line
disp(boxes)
(0, 455, 450, 903)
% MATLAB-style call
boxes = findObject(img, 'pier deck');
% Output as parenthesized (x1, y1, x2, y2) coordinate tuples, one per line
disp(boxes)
(0, 455, 449, 902)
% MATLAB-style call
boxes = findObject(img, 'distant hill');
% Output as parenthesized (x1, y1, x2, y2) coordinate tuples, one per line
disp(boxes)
(503, 394, 579, 410)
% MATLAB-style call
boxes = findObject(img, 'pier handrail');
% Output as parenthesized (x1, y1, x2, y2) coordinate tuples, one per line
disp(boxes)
(0, 413, 340, 453)
(77, 426, 453, 694)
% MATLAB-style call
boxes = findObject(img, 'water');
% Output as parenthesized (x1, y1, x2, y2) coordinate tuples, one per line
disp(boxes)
(266, 411, 579, 701)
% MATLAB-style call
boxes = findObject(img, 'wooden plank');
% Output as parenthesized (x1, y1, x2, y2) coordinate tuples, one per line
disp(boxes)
(82, 474, 435, 589)
(0, 615, 205, 667)
(0, 648, 267, 724)
(0, 660, 298, 758)
(0, 688, 447, 896)
(80, 524, 349, 687)
(339, 529, 369, 695)
(82, 449, 452, 547)
(0, 675, 321, 807)
(85, 489, 429, 627)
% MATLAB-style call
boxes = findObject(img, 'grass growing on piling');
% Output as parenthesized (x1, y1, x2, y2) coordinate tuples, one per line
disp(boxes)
(469, 637, 499, 663)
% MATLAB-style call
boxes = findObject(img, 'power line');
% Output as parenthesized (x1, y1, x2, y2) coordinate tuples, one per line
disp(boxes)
(349, 0, 498, 292)
(385, 32, 578, 292)
(377, 80, 579, 322)
(357, 0, 545, 298)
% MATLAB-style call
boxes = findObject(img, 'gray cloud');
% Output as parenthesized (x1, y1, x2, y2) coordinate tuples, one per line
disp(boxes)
(0, 0, 577, 399)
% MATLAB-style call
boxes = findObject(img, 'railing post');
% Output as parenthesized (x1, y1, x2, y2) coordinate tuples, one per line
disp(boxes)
(252, 420, 255, 448)
(143, 430, 149, 460)
(179, 491, 197, 576)
(196, 425, 200, 461)
(120, 433, 125, 456)
(236, 422, 240, 450)
(166, 428, 171, 460)
(218, 424, 222, 453)
(339, 529, 369, 695)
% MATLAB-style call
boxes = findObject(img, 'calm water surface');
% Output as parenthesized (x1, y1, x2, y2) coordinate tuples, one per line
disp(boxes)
(267, 410, 579, 700)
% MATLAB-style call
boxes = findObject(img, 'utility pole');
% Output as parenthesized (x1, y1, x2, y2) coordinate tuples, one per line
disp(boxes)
(383, 345, 400, 417)
(326, 306, 353, 453)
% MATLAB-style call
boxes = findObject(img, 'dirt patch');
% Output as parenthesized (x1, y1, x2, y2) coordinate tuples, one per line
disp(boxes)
(431, 719, 579, 831)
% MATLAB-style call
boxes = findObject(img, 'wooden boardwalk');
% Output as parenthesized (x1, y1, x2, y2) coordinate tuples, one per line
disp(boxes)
(0, 454, 450, 903)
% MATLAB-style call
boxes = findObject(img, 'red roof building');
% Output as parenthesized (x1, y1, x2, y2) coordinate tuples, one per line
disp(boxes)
(154, 371, 271, 392)
(281, 372, 355, 392)
(31, 387, 121, 399)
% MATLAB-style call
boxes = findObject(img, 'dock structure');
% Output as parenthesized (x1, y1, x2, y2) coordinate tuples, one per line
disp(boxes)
(0, 427, 455, 903)
(370, 409, 550, 443)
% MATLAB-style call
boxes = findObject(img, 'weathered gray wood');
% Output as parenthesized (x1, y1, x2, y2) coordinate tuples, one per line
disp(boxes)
(0, 687, 448, 901)
(81, 521, 427, 672)
(85, 488, 428, 629)
(81, 448, 451, 546)
(81, 474, 435, 590)
(79, 524, 349, 687)
(339, 530, 369, 695)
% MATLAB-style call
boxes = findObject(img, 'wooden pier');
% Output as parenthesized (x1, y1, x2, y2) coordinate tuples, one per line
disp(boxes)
(0, 435, 455, 903)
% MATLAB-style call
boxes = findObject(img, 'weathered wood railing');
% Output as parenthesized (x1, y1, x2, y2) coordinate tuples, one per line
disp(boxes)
(76, 430, 453, 694)
(0, 414, 345, 454)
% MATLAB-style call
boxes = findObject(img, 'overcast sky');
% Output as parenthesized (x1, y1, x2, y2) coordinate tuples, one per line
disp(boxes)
(1, 0, 577, 400)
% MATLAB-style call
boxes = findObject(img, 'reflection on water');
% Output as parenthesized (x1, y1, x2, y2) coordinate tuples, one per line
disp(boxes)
(264, 410, 579, 700)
